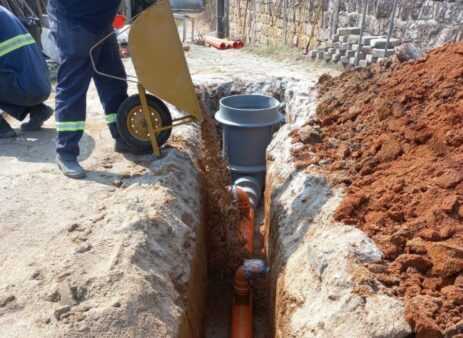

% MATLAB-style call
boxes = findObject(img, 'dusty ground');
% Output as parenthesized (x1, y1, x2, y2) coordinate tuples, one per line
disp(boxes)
(292, 42, 463, 337)
(0, 45, 336, 337)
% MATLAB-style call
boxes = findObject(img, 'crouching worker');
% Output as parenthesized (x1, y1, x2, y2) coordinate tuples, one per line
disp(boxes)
(48, 0, 134, 179)
(0, 6, 53, 138)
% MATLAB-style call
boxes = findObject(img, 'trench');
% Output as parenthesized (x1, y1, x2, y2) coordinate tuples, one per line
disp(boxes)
(192, 78, 290, 338)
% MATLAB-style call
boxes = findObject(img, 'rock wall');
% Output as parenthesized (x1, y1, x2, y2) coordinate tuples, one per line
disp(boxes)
(225, 0, 463, 49)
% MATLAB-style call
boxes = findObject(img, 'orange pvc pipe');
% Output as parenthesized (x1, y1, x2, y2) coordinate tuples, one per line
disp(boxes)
(231, 266, 253, 338)
(240, 208, 254, 253)
(225, 40, 240, 48)
(205, 36, 227, 50)
(230, 185, 256, 338)
(231, 186, 254, 253)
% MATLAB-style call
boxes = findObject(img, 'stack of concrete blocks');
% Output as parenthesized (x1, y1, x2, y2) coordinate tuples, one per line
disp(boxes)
(308, 26, 402, 69)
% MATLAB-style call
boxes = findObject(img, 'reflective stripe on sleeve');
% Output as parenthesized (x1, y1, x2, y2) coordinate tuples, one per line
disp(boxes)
(0, 34, 35, 58)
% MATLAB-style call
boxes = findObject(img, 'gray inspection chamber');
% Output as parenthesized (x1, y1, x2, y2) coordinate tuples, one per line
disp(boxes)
(215, 95, 283, 207)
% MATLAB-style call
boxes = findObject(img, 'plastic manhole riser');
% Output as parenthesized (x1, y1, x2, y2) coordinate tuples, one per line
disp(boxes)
(215, 94, 283, 207)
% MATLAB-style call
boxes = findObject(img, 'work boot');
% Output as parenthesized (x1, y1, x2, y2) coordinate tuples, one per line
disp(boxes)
(21, 104, 54, 131)
(55, 156, 86, 179)
(0, 116, 17, 138)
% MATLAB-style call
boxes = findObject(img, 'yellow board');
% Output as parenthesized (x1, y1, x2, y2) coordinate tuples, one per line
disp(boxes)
(128, 0, 202, 120)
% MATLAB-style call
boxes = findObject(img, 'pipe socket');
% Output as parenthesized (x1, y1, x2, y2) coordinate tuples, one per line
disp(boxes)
(216, 95, 283, 207)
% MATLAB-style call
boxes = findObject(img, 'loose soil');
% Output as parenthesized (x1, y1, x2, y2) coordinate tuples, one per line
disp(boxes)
(196, 90, 244, 272)
(291, 42, 463, 337)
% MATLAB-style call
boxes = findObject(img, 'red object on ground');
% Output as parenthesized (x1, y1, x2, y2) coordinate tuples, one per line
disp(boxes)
(291, 42, 463, 338)
(113, 14, 126, 30)
(204, 36, 227, 50)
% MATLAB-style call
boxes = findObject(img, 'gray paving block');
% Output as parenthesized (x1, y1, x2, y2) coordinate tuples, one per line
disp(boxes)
(327, 47, 335, 53)
(346, 50, 355, 57)
(347, 35, 361, 44)
(362, 46, 372, 54)
(370, 38, 402, 48)
(331, 54, 341, 62)
(331, 34, 339, 42)
(317, 46, 327, 52)
(366, 54, 379, 63)
(361, 36, 375, 45)
(341, 43, 352, 50)
(359, 60, 370, 68)
(325, 41, 333, 48)
(349, 57, 356, 66)
(341, 42, 352, 50)
(339, 35, 349, 43)
(355, 52, 366, 60)
(335, 49, 346, 56)
(308, 50, 317, 58)
(333, 42, 341, 48)
(340, 56, 349, 64)
(372, 48, 395, 57)
(337, 27, 361, 36)
(324, 52, 332, 61)
(317, 51, 325, 59)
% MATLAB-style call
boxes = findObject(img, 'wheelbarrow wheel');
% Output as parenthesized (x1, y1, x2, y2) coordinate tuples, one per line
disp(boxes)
(117, 94, 173, 154)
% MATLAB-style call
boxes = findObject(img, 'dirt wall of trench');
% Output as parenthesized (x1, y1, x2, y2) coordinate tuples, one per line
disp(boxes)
(263, 78, 412, 337)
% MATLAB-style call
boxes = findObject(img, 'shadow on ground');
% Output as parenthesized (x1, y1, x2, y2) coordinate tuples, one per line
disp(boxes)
(0, 128, 95, 163)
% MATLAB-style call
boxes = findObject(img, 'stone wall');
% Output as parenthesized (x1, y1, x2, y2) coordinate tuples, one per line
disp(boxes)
(224, 0, 463, 49)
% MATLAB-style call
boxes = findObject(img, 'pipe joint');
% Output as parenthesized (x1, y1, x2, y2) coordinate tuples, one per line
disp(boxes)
(243, 259, 269, 280)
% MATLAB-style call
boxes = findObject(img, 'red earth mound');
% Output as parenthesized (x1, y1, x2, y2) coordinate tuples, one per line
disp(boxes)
(291, 42, 463, 337)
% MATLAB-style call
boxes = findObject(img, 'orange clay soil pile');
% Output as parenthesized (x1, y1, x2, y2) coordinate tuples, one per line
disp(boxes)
(291, 42, 463, 337)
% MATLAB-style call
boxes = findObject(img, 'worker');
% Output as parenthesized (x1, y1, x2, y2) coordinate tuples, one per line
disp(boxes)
(0, 6, 53, 138)
(48, 0, 133, 179)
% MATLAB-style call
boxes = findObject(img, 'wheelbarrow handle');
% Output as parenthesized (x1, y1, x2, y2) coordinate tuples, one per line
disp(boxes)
(89, 8, 149, 84)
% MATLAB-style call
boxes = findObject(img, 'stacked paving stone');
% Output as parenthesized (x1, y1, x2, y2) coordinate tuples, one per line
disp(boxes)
(308, 26, 402, 68)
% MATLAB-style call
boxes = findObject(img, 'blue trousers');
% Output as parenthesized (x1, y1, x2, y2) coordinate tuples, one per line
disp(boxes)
(50, 15, 128, 160)
(0, 73, 50, 121)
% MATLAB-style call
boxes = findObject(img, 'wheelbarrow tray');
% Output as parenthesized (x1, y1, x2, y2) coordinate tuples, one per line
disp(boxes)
(128, 0, 201, 120)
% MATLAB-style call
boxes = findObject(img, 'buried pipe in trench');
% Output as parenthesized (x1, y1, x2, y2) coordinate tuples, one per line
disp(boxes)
(229, 185, 267, 338)
(218, 95, 280, 338)
(229, 185, 254, 253)
(231, 260, 269, 338)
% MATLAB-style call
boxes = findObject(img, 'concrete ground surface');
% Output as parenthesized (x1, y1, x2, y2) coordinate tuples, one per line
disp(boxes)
(0, 46, 337, 337)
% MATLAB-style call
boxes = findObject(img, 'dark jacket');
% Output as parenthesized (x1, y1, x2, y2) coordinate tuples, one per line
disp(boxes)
(0, 6, 51, 102)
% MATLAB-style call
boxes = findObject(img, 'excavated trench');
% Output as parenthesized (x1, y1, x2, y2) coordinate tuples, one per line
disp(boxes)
(194, 78, 289, 338)
(182, 73, 412, 338)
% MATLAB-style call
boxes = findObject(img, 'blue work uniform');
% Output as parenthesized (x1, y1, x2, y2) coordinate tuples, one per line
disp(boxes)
(0, 6, 51, 120)
(48, 0, 128, 161)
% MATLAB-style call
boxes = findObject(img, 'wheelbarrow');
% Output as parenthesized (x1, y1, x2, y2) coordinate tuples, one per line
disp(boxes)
(90, 0, 202, 155)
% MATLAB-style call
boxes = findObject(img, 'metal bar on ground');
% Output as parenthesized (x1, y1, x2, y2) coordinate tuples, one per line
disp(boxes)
(242, 0, 250, 41)
(355, 0, 369, 67)
(385, 0, 399, 53)
(283, 0, 288, 45)
(183, 16, 187, 42)
(191, 17, 195, 42)
(216, 0, 225, 38)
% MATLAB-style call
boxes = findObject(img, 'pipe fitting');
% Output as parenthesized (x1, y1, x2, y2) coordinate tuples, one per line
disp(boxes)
(216, 94, 283, 207)
(234, 176, 261, 208)
(228, 185, 252, 216)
